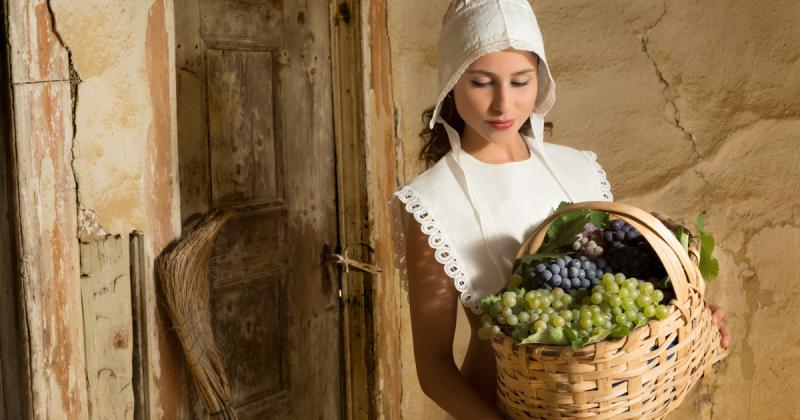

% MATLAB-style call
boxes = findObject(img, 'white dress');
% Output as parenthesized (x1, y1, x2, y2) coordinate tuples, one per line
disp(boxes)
(390, 135, 613, 315)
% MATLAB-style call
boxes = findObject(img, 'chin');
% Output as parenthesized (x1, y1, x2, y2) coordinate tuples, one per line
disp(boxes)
(482, 128, 523, 143)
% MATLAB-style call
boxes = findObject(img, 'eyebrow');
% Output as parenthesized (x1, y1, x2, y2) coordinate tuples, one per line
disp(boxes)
(466, 68, 536, 76)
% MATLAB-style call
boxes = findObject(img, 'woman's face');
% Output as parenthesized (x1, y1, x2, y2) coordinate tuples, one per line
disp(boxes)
(453, 48, 539, 145)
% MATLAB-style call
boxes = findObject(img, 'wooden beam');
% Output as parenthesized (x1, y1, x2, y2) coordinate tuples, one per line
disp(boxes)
(363, 0, 403, 418)
(6, 1, 87, 418)
(330, 1, 374, 419)
(129, 232, 150, 420)
(331, 0, 403, 418)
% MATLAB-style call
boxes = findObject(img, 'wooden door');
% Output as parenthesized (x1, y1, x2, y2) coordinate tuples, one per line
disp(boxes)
(175, 1, 341, 418)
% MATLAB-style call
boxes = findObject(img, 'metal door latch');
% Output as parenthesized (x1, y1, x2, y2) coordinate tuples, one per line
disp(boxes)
(324, 241, 382, 275)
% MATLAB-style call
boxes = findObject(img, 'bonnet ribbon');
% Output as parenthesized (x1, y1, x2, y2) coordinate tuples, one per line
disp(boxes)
(437, 115, 508, 285)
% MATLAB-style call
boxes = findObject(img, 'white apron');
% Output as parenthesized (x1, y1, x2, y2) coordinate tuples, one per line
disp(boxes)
(390, 134, 613, 315)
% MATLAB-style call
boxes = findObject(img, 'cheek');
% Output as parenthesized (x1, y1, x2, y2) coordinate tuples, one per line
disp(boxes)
(455, 89, 491, 119)
(517, 85, 538, 111)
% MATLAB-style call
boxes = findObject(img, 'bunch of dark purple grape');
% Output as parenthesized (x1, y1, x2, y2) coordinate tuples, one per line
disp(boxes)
(602, 219, 665, 280)
(524, 255, 609, 291)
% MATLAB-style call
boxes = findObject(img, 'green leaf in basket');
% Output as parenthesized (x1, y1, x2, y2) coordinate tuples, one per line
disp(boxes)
(695, 214, 720, 282)
(564, 326, 579, 342)
(674, 225, 690, 252)
(583, 328, 611, 346)
(518, 326, 568, 345)
(659, 275, 672, 289)
(586, 328, 611, 344)
(541, 205, 610, 253)
(570, 337, 588, 349)
(480, 294, 501, 315)
(520, 251, 571, 266)
(609, 322, 631, 339)
(549, 326, 566, 344)
(519, 328, 548, 345)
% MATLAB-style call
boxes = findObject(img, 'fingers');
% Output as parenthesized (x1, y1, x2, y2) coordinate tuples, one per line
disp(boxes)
(707, 301, 725, 326)
(712, 307, 726, 325)
(707, 302, 730, 348)
(719, 322, 731, 349)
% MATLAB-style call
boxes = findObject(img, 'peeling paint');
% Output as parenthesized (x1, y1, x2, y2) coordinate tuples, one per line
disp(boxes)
(18, 0, 184, 417)
(77, 208, 108, 242)
(143, 0, 185, 417)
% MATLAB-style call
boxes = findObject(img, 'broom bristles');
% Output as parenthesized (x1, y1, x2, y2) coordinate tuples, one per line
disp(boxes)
(156, 208, 239, 419)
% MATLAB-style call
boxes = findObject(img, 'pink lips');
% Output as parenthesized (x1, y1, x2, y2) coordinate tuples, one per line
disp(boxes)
(488, 118, 515, 130)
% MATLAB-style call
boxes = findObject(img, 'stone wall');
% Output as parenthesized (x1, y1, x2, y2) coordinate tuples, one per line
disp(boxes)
(388, 1, 800, 418)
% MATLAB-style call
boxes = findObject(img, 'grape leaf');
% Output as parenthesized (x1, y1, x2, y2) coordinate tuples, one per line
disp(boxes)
(480, 295, 501, 314)
(519, 326, 568, 345)
(519, 329, 549, 345)
(695, 214, 720, 282)
(565, 327, 579, 343)
(583, 328, 611, 346)
(659, 275, 672, 289)
(570, 338, 587, 349)
(609, 323, 631, 339)
(673, 225, 690, 251)
(520, 251, 571, 266)
(541, 204, 610, 253)
(567, 328, 613, 349)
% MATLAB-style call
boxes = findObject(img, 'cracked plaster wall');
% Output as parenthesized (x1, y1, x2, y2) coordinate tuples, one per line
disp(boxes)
(389, 1, 800, 419)
(44, 0, 185, 418)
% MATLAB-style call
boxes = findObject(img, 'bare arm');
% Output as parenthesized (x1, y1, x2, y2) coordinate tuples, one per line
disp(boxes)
(403, 211, 505, 420)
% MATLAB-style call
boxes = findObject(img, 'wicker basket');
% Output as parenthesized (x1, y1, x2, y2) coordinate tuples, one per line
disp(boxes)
(491, 201, 729, 419)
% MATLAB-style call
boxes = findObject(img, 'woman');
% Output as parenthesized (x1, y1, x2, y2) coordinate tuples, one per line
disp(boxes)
(391, 1, 730, 418)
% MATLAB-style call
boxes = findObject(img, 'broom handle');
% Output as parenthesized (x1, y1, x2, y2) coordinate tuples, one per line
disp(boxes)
(513, 201, 703, 312)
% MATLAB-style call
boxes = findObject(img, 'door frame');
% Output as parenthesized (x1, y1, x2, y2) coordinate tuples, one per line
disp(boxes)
(330, 1, 402, 419)
(330, 1, 372, 417)
(0, 0, 28, 417)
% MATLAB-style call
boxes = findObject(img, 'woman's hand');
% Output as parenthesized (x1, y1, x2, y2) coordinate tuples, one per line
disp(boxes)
(707, 302, 730, 349)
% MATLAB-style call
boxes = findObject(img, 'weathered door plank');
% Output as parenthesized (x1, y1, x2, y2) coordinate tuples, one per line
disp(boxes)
(80, 235, 135, 420)
(176, 1, 342, 418)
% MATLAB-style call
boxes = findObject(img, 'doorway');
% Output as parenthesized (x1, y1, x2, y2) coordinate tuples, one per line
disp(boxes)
(0, 0, 25, 417)
(174, 1, 343, 418)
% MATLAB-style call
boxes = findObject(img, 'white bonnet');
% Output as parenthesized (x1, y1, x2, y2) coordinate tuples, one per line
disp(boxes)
(430, 0, 556, 145)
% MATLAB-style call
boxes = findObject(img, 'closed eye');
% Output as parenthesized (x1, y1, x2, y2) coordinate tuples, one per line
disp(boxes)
(471, 80, 492, 88)
(470, 80, 531, 88)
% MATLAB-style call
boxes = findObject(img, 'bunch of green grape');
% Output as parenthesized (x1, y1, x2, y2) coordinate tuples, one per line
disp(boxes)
(478, 272, 671, 346)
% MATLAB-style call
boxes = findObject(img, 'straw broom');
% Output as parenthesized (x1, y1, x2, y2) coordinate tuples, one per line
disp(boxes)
(156, 208, 238, 419)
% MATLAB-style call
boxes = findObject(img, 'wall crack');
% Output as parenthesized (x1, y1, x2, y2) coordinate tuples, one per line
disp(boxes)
(45, 1, 91, 238)
(637, 0, 710, 213)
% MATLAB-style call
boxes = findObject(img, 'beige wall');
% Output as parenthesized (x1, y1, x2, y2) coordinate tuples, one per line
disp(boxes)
(389, 1, 800, 418)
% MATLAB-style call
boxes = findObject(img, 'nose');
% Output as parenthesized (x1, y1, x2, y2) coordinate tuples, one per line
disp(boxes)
(490, 83, 511, 116)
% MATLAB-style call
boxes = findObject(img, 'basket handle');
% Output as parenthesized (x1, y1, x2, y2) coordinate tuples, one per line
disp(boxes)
(513, 201, 704, 313)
